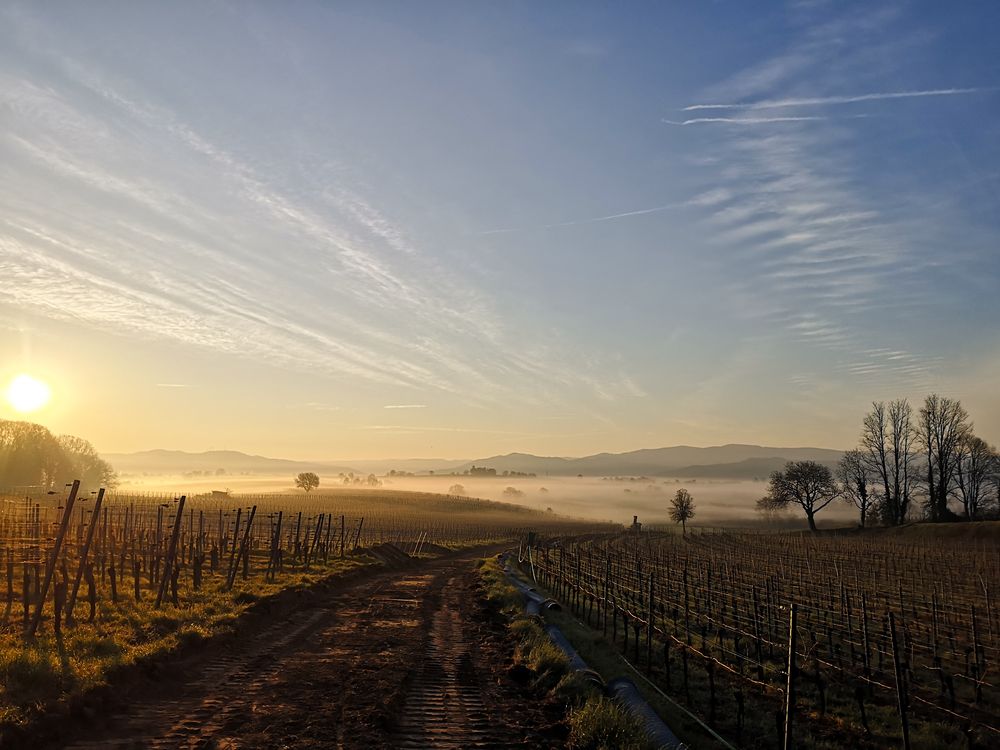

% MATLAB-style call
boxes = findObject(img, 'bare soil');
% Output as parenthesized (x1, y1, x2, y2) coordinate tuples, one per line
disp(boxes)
(42, 547, 565, 749)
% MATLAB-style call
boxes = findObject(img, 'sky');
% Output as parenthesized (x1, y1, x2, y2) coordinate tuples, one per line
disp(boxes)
(1, 1, 998, 460)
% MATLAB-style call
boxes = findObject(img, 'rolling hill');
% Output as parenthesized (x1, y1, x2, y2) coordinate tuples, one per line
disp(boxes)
(104, 444, 844, 480)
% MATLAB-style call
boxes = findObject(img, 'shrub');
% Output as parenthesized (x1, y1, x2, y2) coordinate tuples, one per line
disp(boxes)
(567, 696, 651, 750)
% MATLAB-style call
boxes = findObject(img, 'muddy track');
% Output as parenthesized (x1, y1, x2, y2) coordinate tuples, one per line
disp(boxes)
(393, 576, 515, 749)
(51, 548, 561, 749)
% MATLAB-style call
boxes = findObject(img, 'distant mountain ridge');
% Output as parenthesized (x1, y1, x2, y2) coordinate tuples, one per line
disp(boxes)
(105, 444, 844, 479)
(105, 449, 352, 476)
(448, 444, 843, 477)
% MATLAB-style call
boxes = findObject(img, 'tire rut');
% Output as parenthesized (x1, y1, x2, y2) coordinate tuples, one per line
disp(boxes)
(393, 576, 516, 749)
(54, 547, 543, 750)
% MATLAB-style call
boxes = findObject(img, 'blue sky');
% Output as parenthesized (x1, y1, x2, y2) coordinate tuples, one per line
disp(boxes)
(1, 1, 998, 459)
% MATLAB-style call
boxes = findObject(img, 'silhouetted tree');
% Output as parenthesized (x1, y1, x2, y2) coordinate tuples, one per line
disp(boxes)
(953, 434, 997, 521)
(295, 472, 320, 492)
(838, 449, 874, 527)
(0, 420, 117, 490)
(860, 400, 916, 525)
(669, 488, 695, 535)
(448, 483, 466, 496)
(918, 394, 971, 522)
(58, 434, 118, 491)
(760, 461, 839, 532)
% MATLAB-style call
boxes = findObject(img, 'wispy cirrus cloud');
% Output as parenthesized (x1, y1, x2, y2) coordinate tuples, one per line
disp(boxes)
(684, 86, 988, 111)
(670, 5, 992, 394)
(0, 10, 628, 409)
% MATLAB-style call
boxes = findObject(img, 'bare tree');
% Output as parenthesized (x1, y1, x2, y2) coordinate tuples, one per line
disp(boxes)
(859, 400, 916, 525)
(953, 435, 997, 521)
(838, 449, 874, 527)
(58, 434, 119, 491)
(760, 461, 839, 532)
(669, 488, 695, 535)
(918, 394, 971, 522)
(295, 472, 320, 492)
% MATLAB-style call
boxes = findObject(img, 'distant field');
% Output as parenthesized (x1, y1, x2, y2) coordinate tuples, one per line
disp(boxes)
(119, 473, 860, 527)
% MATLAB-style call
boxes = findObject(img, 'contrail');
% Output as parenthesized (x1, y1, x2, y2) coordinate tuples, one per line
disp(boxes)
(684, 87, 987, 111)
(663, 116, 828, 126)
(480, 203, 682, 235)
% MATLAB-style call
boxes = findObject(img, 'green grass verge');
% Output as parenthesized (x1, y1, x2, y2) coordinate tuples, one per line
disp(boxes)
(478, 556, 653, 750)
(503, 561, 733, 750)
(0, 556, 368, 728)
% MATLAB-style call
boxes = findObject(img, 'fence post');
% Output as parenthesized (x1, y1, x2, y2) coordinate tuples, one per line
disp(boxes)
(646, 574, 654, 668)
(155, 496, 186, 608)
(783, 602, 798, 750)
(67, 488, 105, 623)
(27, 481, 79, 638)
(888, 611, 911, 750)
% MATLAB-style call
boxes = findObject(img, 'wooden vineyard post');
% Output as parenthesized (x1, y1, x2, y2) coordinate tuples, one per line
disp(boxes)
(861, 592, 872, 697)
(683, 564, 691, 702)
(27, 480, 79, 638)
(783, 603, 798, 750)
(340, 514, 345, 558)
(155, 496, 186, 608)
(353, 517, 364, 551)
(67, 488, 105, 624)
(979, 574, 994, 647)
(646, 574, 654, 669)
(603, 555, 611, 637)
(217, 509, 224, 557)
(752, 586, 765, 681)
(22, 564, 30, 629)
(225, 508, 242, 582)
(225, 505, 257, 591)
(266, 511, 283, 581)
(293, 511, 303, 561)
(323, 517, 332, 562)
(304, 513, 324, 569)
(971, 604, 983, 704)
(888, 612, 910, 750)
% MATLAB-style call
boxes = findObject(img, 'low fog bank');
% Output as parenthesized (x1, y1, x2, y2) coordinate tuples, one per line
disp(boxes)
(119, 473, 858, 527)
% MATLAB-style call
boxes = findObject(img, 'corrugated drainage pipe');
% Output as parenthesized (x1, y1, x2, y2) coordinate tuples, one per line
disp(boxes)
(500, 554, 687, 750)
(606, 676, 686, 750)
(543, 624, 603, 687)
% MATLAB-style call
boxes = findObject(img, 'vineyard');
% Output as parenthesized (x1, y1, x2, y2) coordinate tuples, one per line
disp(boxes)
(521, 528, 999, 749)
(0, 480, 611, 728)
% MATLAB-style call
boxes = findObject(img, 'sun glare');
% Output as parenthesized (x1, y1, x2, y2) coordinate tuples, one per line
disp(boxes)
(5, 374, 52, 414)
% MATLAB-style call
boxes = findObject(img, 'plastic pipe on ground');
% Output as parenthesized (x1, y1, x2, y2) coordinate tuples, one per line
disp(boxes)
(607, 676, 686, 750)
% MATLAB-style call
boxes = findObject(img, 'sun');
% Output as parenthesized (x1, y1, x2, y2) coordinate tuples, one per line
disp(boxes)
(5, 374, 52, 414)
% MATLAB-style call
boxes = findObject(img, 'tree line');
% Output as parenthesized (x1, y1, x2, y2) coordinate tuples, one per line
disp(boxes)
(0, 419, 117, 492)
(758, 393, 998, 530)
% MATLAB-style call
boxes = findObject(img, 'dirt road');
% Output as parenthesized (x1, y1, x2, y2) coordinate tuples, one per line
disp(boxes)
(53, 548, 562, 749)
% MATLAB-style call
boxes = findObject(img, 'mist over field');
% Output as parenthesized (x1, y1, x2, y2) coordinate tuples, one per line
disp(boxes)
(115, 472, 857, 526)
